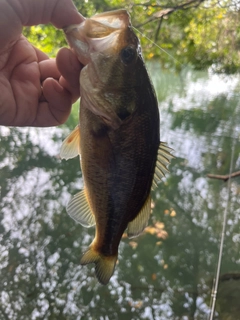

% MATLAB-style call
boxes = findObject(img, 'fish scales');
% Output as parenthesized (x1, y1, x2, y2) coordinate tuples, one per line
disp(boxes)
(80, 84, 158, 253)
(60, 9, 174, 284)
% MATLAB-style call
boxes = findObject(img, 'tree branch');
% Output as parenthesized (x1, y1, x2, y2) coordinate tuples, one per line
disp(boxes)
(207, 170, 240, 182)
(154, 16, 164, 42)
(134, 0, 206, 28)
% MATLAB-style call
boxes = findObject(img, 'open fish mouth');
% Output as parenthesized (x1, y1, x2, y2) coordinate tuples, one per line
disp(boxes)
(63, 10, 131, 65)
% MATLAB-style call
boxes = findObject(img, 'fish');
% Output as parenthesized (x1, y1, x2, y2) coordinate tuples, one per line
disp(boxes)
(60, 9, 173, 285)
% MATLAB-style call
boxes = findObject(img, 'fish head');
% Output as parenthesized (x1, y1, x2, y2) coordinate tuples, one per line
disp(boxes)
(64, 9, 141, 67)
(64, 10, 143, 129)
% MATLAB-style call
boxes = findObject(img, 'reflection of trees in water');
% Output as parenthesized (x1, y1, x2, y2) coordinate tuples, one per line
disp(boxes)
(157, 76, 240, 319)
(0, 70, 240, 319)
(216, 273, 240, 320)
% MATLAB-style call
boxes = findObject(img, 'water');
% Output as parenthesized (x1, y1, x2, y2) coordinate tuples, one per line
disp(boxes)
(0, 64, 240, 320)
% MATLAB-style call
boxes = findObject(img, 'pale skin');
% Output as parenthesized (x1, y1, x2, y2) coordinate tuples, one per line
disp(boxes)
(0, 0, 84, 127)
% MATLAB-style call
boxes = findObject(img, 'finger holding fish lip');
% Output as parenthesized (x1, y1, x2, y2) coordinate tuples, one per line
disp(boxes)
(56, 47, 82, 103)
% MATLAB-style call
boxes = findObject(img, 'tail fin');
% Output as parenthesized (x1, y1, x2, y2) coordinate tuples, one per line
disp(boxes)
(80, 247, 117, 285)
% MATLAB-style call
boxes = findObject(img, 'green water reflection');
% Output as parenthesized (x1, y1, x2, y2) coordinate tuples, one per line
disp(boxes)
(1, 65, 240, 320)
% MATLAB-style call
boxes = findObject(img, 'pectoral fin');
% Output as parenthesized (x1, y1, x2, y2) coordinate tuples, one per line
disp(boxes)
(60, 125, 80, 160)
(127, 195, 151, 239)
(67, 190, 95, 227)
(152, 142, 174, 190)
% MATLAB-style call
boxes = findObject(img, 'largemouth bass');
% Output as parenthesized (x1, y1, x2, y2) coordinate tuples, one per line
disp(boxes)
(60, 9, 173, 285)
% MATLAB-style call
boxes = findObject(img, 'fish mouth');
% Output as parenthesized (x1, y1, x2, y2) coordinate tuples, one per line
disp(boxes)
(64, 23, 90, 65)
(64, 10, 131, 65)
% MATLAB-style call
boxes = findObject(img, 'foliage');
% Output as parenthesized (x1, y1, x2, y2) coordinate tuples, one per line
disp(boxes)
(23, 0, 240, 73)
(23, 25, 64, 57)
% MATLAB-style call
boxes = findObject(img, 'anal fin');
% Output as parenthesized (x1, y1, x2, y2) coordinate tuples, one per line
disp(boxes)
(67, 190, 95, 227)
(60, 125, 80, 160)
(127, 195, 151, 239)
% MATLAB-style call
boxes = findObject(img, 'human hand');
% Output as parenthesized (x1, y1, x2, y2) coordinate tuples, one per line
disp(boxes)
(0, 0, 84, 127)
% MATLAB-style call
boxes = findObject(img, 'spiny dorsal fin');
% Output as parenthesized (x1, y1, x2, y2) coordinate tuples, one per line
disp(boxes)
(127, 195, 151, 239)
(67, 190, 95, 227)
(152, 142, 174, 190)
(60, 125, 80, 160)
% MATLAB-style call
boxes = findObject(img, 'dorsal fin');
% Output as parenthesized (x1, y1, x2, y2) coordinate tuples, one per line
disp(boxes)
(127, 195, 151, 239)
(152, 142, 174, 190)
(60, 125, 80, 160)
(67, 190, 95, 227)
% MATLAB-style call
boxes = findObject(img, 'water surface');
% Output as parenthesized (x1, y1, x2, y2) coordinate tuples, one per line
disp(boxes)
(0, 64, 240, 320)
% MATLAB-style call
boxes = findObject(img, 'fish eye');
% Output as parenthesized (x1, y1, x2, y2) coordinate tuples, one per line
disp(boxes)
(120, 46, 136, 65)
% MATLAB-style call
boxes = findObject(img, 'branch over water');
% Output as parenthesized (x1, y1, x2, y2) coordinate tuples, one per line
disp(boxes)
(207, 170, 240, 182)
